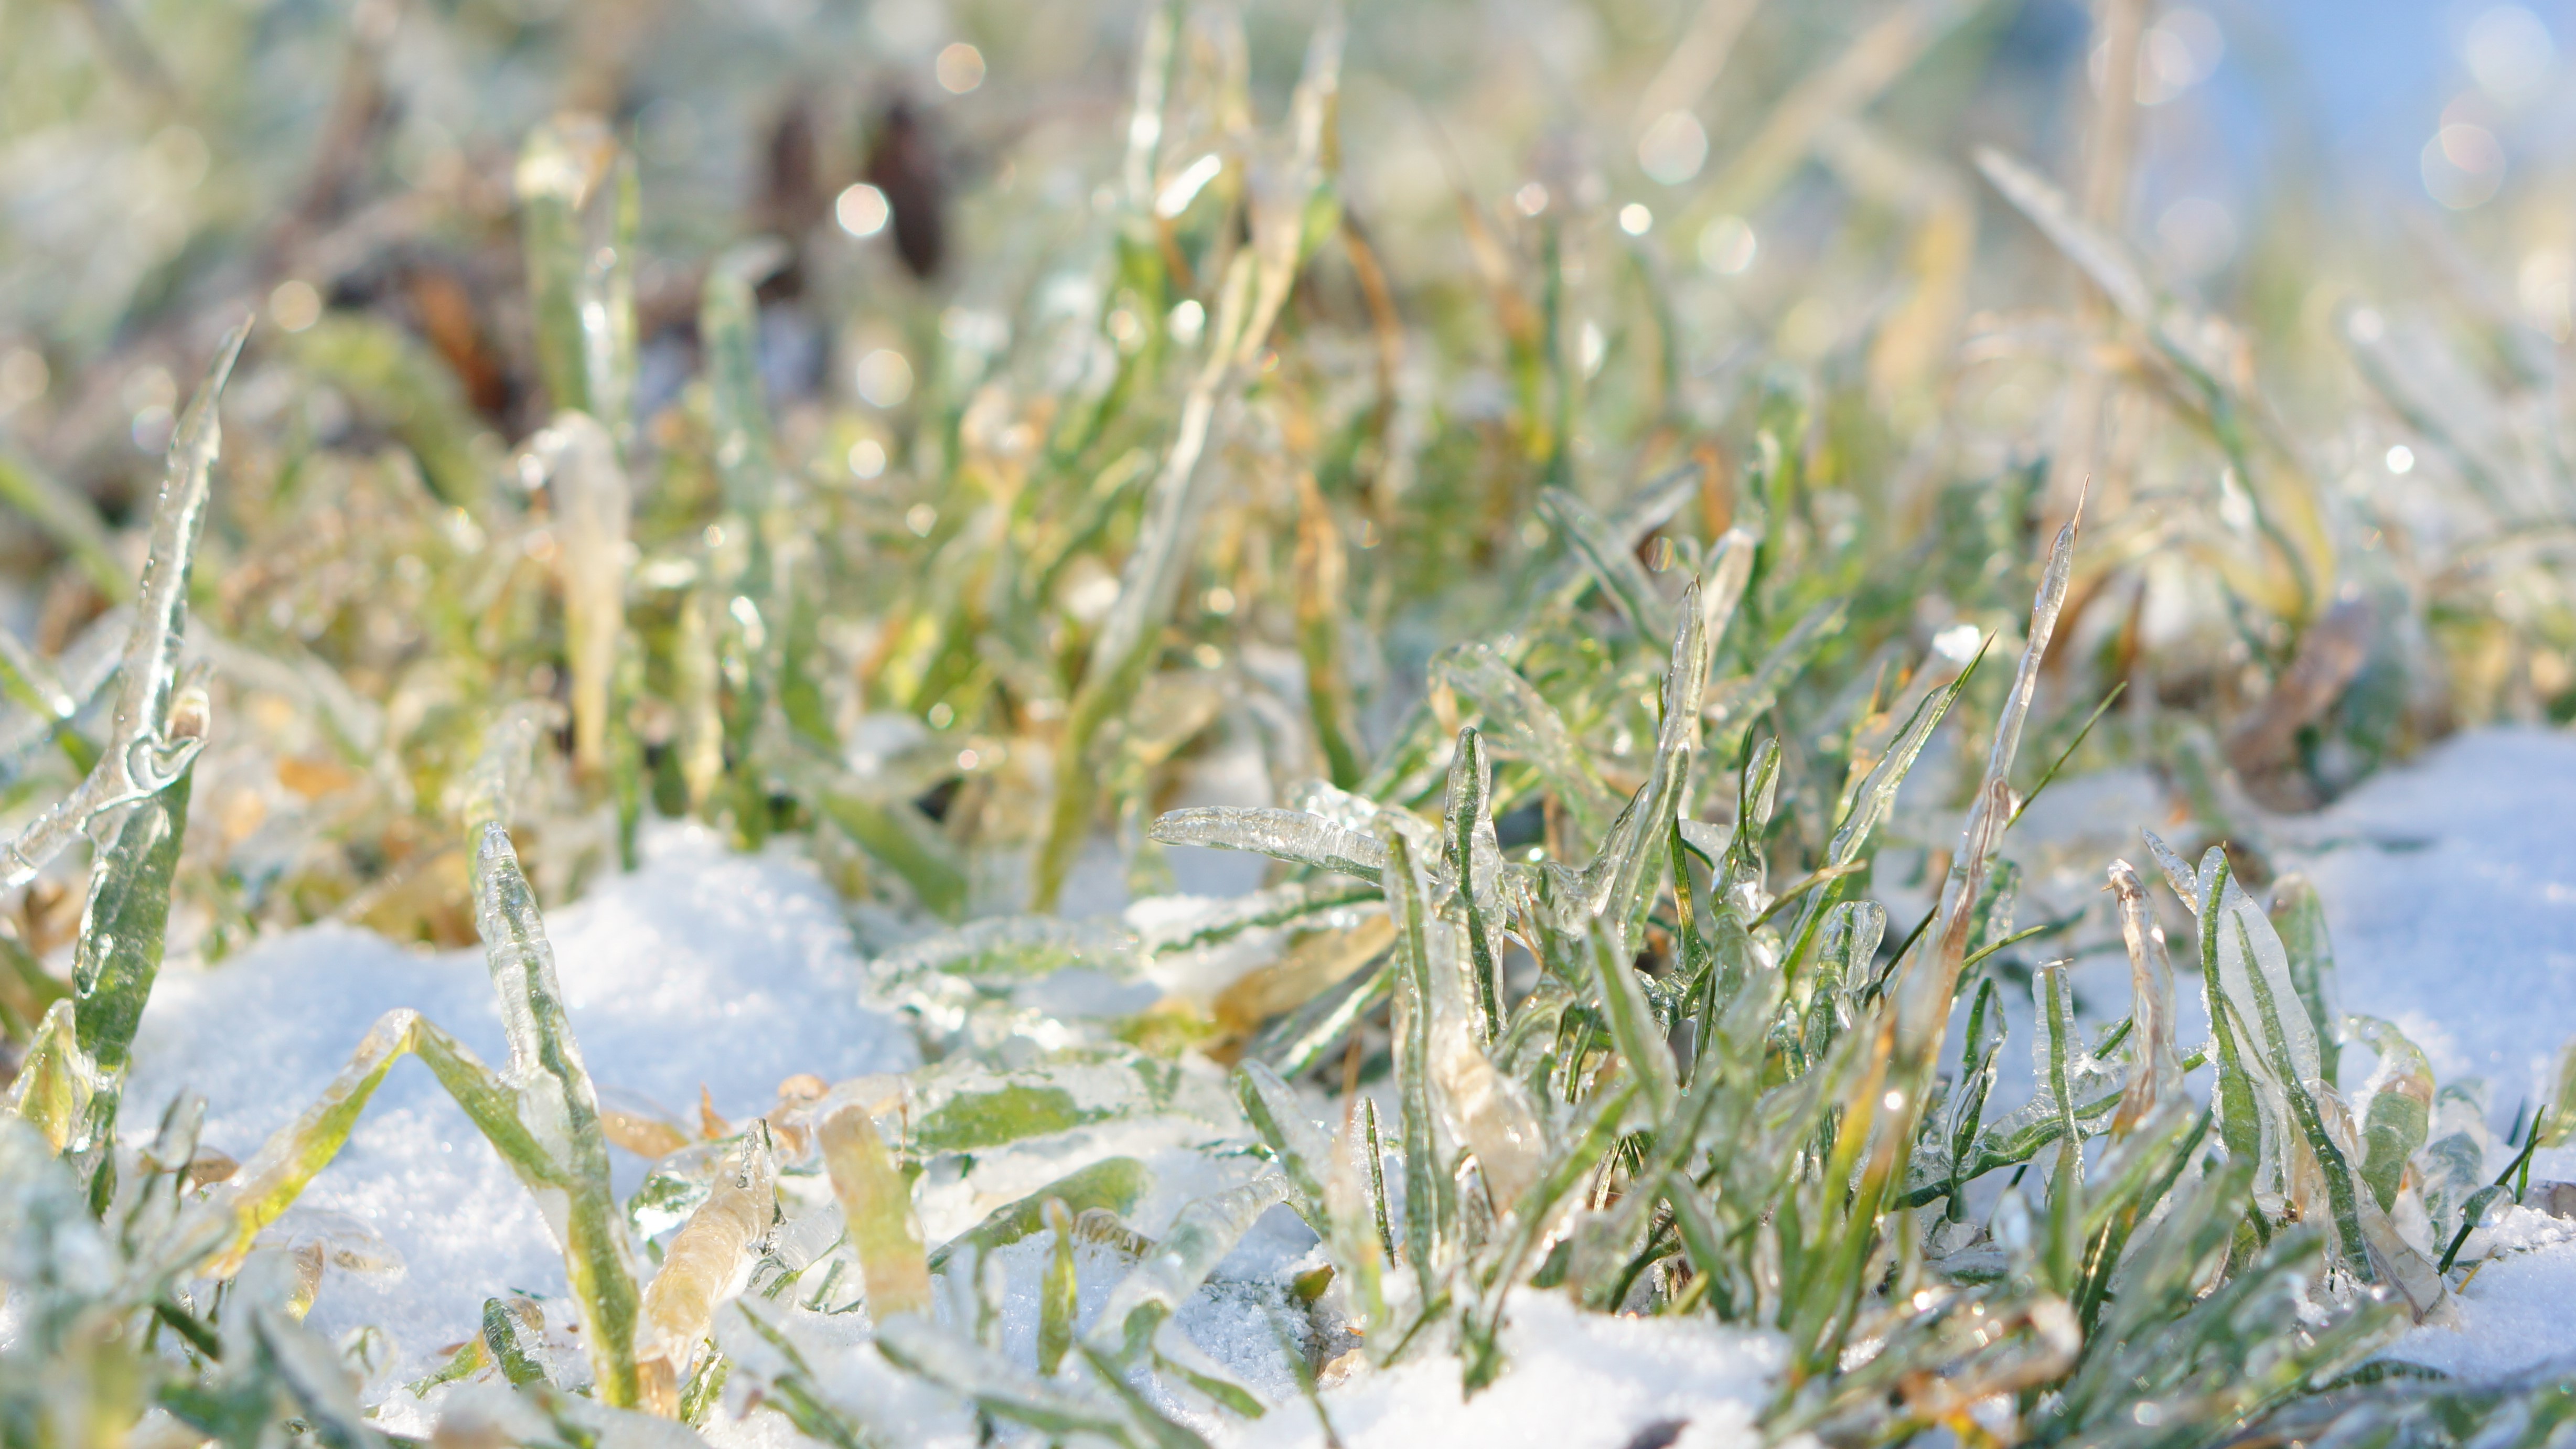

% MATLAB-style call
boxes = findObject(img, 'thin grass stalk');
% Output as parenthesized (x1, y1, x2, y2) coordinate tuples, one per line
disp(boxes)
(2, 320, 246, 889)
(1381, 824, 1447, 1300)
(1440, 727, 1506, 1042)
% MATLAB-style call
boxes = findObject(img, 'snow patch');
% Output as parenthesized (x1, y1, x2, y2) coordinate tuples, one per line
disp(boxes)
(2298, 727, 2576, 1108)
(124, 821, 917, 1379)
(1231, 1291, 1783, 1449)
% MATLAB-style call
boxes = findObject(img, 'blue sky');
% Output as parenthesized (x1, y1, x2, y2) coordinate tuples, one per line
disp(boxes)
(2203, 0, 2569, 205)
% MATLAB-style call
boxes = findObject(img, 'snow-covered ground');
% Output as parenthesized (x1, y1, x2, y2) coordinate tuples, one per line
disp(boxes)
(1228, 1292, 1779, 1449)
(98, 727, 2576, 1439)
(2294, 728, 2576, 1380)
(124, 823, 919, 1382)
(2297, 727, 2576, 1106)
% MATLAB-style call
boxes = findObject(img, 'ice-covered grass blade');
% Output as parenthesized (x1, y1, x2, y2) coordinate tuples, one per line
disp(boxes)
(1380, 822, 1451, 1301)
(1538, 487, 1675, 642)
(529, 413, 631, 779)
(1431, 645, 1618, 837)
(2349, 1015, 2431, 1214)
(1440, 726, 1507, 1039)
(2108, 861, 2185, 1136)
(1150, 806, 1387, 883)
(518, 115, 637, 435)
(2, 320, 244, 890)
(637, 1128, 775, 1413)
(1236, 1060, 1333, 1230)
(818, 1095, 931, 1322)
(59, 769, 191, 1198)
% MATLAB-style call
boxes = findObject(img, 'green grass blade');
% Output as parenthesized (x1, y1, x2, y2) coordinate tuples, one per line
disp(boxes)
(1361, 1096, 1397, 1269)
(810, 774, 971, 921)
(1033, 251, 1263, 910)
(1945, 977, 2006, 1216)
(1295, 474, 1366, 790)
(2347, 1015, 2430, 1214)
(518, 116, 636, 434)
(2269, 874, 2344, 1087)
(1582, 922, 1678, 1120)
(1236, 1060, 1333, 1231)
(1441, 726, 1506, 1040)
(61, 768, 191, 1196)
(1381, 823, 1449, 1298)
(701, 240, 789, 518)
(469, 819, 643, 1405)
(1458, 1079, 1639, 1390)
(292, 316, 490, 511)
(1038, 1199, 1079, 1377)
(1708, 597, 1849, 744)
(1598, 579, 1710, 946)
(1354, 464, 1700, 805)
(1538, 487, 1674, 642)
(1151, 806, 1387, 883)
(2037, 962, 2085, 1294)
(1430, 644, 1617, 838)
(201, 1008, 436, 1273)
(1085, 1173, 1292, 1361)
(0, 446, 131, 603)
(876, 1316, 1139, 1444)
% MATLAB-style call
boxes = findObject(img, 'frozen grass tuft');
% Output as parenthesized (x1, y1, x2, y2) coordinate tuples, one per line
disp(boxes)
(4, 1, 2576, 1446)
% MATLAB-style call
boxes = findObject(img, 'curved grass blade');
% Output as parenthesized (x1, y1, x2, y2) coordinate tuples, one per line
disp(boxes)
(1150, 806, 1387, 883)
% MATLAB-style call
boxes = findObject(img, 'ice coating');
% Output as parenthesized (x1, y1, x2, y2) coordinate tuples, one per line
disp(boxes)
(1152, 806, 1390, 884)
(639, 1130, 775, 1410)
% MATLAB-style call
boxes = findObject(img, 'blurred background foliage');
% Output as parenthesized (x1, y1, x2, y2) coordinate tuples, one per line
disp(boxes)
(0, 0, 2567, 990)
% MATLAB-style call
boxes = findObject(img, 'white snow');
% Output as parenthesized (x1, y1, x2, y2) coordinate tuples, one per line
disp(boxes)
(2296, 726, 2576, 1109)
(1230, 1291, 1779, 1449)
(2386, 1190, 2576, 1379)
(2293, 729, 2576, 1383)
(123, 821, 918, 1382)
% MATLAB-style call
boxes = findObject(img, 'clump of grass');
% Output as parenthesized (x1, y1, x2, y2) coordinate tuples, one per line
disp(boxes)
(4, 0, 2576, 1445)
